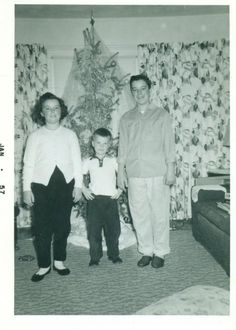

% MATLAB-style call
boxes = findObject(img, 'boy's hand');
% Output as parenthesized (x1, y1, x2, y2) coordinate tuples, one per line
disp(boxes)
(23, 190, 34, 207)
(73, 187, 82, 203)
(111, 188, 123, 200)
(82, 186, 94, 200)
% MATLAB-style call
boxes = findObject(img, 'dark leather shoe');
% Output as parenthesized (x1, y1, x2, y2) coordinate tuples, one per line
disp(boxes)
(108, 256, 123, 264)
(137, 256, 152, 267)
(151, 256, 165, 269)
(53, 265, 70, 275)
(89, 260, 99, 266)
(31, 268, 51, 282)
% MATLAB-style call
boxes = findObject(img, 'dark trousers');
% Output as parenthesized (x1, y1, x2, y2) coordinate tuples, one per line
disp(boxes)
(31, 166, 74, 268)
(87, 195, 121, 261)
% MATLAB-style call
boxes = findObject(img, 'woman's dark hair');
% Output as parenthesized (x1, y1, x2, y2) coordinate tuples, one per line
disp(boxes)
(130, 74, 152, 90)
(92, 127, 112, 140)
(31, 92, 68, 126)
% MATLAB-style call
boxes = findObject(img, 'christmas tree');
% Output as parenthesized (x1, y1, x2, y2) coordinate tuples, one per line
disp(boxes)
(63, 17, 132, 228)
(63, 17, 130, 158)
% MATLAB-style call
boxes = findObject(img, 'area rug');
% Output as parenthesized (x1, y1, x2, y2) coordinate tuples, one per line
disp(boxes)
(135, 285, 229, 315)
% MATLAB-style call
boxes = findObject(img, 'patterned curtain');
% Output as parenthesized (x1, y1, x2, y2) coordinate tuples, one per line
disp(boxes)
(137, 39, 230, 220)
(15, 44, 48, 227)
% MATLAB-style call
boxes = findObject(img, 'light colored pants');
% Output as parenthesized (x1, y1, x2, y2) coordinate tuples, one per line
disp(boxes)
(128, 176, 170, 257)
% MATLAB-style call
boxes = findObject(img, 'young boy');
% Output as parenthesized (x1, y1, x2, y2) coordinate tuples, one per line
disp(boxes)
(82, 128, 123, 266)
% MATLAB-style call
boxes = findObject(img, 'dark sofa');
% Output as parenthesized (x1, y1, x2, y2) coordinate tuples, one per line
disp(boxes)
(191, 188, 230, 276)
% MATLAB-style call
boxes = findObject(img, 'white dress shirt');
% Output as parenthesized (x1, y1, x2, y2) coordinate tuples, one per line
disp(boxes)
(82, 157, 118, 196)
(23, 125, 82, 191)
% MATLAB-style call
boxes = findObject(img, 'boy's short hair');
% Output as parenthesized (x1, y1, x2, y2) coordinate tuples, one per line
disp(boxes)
(92, 128, 112, 140)
(130, 74, 152, 90)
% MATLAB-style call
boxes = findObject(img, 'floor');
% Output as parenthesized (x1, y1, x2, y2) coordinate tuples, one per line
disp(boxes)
(14, 230, 229, 315)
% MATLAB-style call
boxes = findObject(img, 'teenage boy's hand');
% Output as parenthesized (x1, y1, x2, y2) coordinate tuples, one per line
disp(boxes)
(111, 188, 123, 199)
(164, 163, 176, 186)
(73, 187, 82, 202)
(82, 186, 94, 200)
(117, 166, 128, 190)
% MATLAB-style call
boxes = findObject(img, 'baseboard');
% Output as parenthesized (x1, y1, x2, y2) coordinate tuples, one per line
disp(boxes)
(170, 219, 192, 230)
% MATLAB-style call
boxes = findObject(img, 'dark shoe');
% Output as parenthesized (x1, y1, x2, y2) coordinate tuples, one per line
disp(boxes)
(108, 256, 123, 264)
(151, 256, 165, 269)
(31, 267, 51, 282)
(53, 265, 70, 275)
(89, 260, 99, 266)
(137, 256, 152, 267)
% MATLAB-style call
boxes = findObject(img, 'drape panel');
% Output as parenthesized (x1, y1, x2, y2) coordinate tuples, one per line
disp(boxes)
(137, 39, 229, 220)
(15, 44, 48, 227)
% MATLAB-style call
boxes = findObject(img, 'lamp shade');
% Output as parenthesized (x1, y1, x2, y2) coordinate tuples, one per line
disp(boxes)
(223, 120, 230, 147)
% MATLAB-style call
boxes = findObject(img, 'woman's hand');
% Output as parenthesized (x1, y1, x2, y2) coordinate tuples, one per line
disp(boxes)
(82, 186, 94, 200)
(72, 187, 82, 203)
(23, 190, 34, 207)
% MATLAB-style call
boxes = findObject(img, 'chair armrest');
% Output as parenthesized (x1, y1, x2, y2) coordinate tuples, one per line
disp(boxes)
(191, 185, 226, 203)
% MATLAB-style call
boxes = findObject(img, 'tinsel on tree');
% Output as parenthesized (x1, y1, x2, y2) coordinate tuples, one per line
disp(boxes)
(63, 18, 132, 224)
(63, 18, 130, 158)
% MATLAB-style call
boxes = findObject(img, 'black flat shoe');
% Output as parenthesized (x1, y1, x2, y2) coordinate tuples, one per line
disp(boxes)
(31, 268, 51, 282)
(151, 256, 165, 269)
(108, 256, 123, 264)
(137, 256, 152, 267)
(89, 260, 99, 266)
(53, 265, 70, 275)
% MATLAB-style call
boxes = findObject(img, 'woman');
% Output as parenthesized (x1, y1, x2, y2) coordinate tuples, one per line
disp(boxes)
(23, 92, 82, 282)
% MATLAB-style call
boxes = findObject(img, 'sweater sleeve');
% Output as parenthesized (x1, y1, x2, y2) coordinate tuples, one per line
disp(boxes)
(114, 157, 118, 172)
(163, 112, 176, 164)
(70, 131, 83, 188)
(23, 133, 37, 192)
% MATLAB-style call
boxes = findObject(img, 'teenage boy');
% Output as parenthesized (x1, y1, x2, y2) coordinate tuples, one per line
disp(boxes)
(118, 74, 176, 269)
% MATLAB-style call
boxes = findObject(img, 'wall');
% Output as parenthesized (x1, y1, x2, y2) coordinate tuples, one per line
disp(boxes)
(15, 14, 229, 97)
